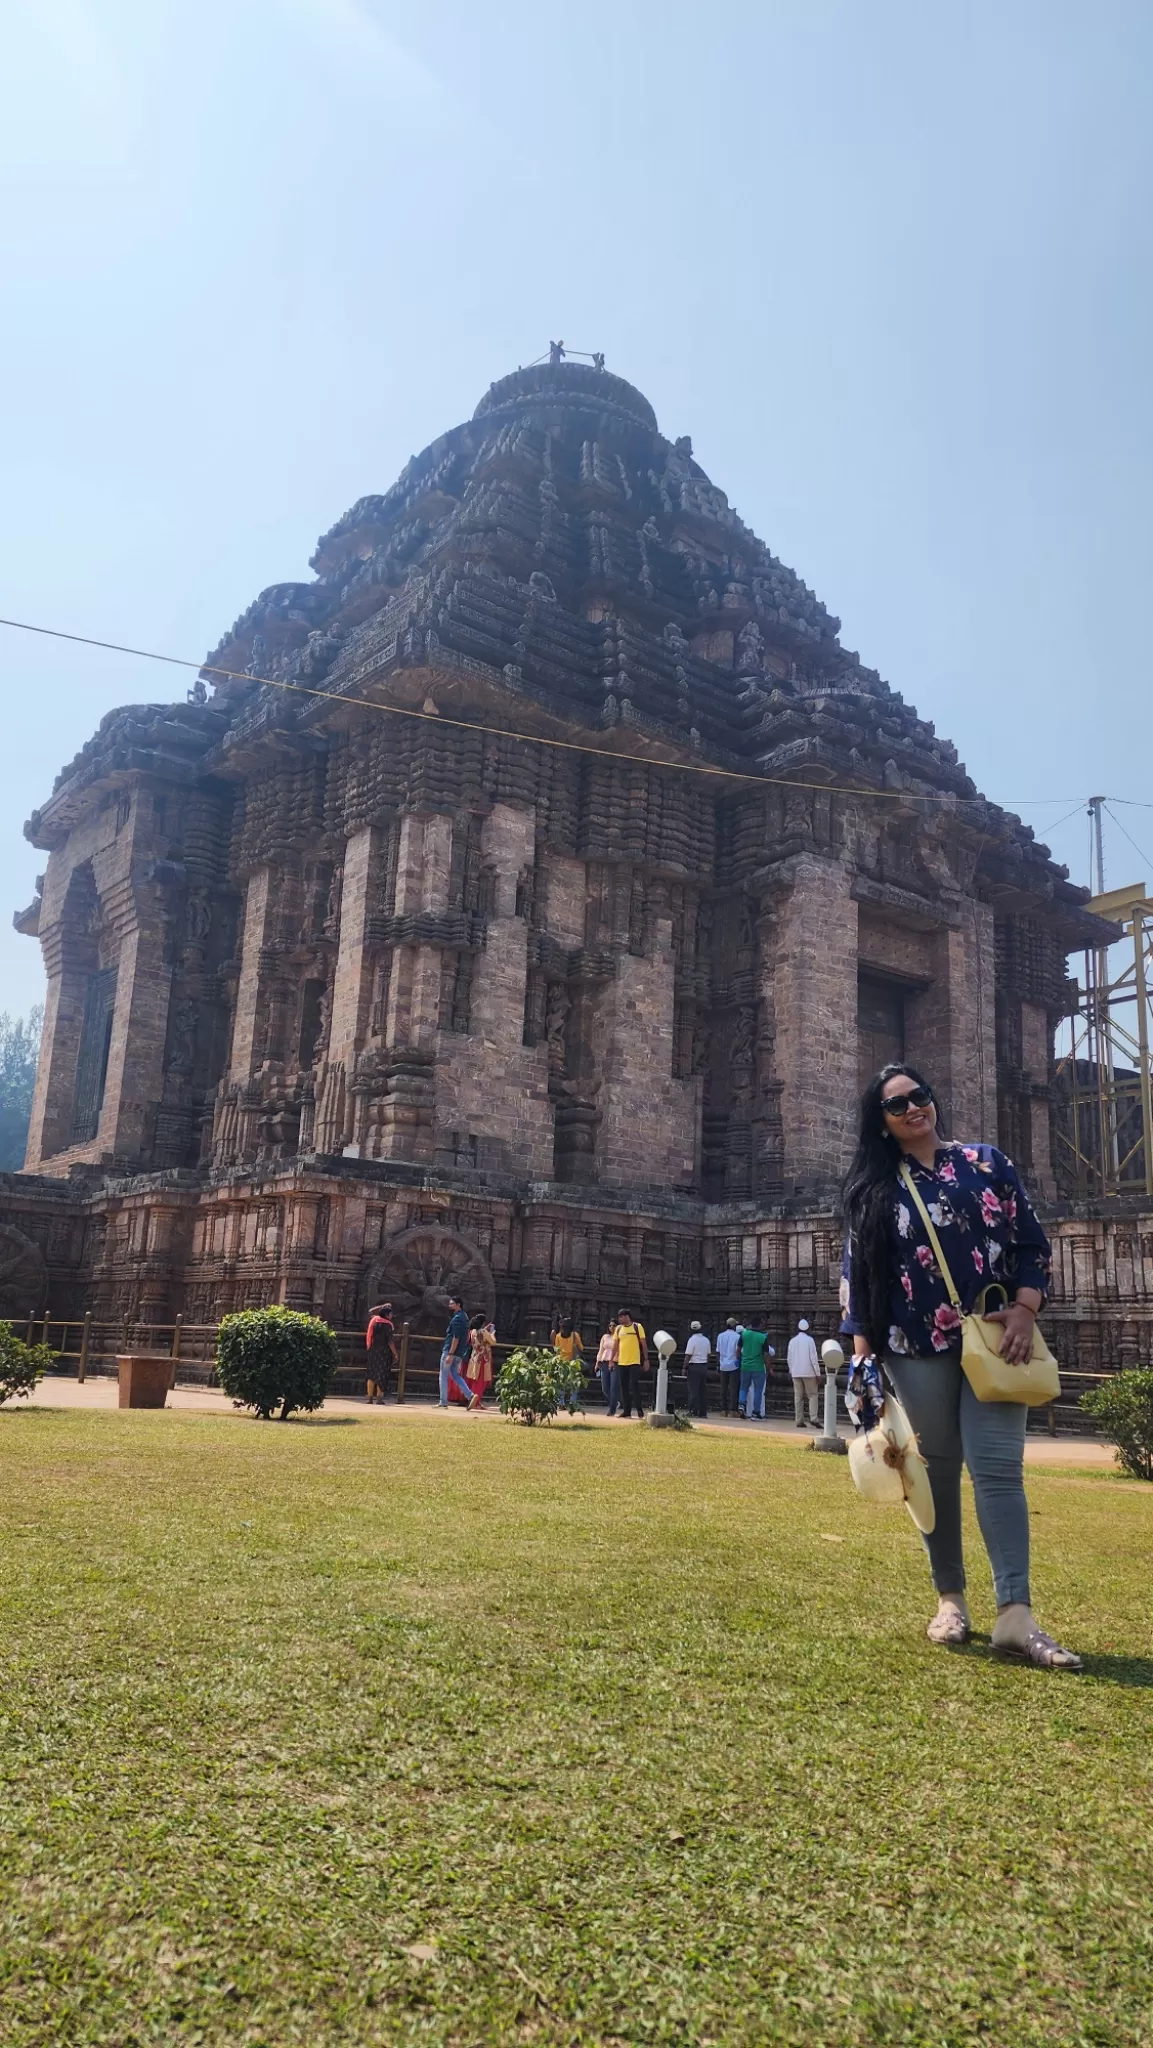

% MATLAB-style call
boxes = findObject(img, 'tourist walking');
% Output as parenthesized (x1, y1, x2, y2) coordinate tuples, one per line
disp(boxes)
(716, 1317, 742, 1414)
(439, 1294, 475, 1408)
(786, 1317, 822, 1428)
(683, 1321, 711, 1417)
(843, 1062, 1081, 1668)
(611, 1310, 649, 1418)
(737, 1318, 772, 1418)
(465, 1315, 496, 1411)
(595, 1323, 619, 1414)
(365, 1300, 396, 1402)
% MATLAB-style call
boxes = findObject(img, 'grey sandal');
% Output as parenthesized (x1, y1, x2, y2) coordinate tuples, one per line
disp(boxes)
(926, 1608, 971, 1647)
(993, 1628, 1082, 1671)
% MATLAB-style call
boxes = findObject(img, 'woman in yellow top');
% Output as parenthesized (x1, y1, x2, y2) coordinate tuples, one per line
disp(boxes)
(552, 1317, 584, 1414)
(611, 1311, 648, 1419)
(552, 1317, 584, 1364)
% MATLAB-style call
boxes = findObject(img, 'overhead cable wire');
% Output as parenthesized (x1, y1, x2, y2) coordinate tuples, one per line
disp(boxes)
(1103, 803, 1153, 884)
(0, 612, 1091, 811)
(1037, 799, 1097, 844)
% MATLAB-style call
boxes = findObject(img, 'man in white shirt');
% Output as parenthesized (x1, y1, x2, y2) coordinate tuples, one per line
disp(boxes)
(715, 1317, 742, 1416)
(786, 1317, 822, 1428)
(683, 1320, 711, 1417)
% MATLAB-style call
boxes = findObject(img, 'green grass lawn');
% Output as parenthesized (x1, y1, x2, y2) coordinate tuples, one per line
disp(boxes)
(0, 1406, 1150, 2047)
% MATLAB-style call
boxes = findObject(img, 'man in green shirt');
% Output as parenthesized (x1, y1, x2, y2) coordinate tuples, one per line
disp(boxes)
(738, 1318, 774, 1420)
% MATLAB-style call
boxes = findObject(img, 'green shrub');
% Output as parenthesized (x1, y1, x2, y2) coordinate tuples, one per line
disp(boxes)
(1081, 1369, 1153, 1482)
(0, 1321, 53, 1405)
(496, 1345, 584, 1426)
(216, 1306, 339, 1421)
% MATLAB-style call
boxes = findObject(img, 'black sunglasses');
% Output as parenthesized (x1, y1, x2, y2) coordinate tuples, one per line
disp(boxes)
(882, 1086, 933, 1118)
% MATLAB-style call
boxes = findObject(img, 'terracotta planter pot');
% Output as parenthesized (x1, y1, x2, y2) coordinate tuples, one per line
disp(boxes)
(116, 1354, 174, 1409)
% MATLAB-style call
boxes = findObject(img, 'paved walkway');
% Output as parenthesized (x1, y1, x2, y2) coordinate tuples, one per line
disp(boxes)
(22, 1374, 1118, 1466)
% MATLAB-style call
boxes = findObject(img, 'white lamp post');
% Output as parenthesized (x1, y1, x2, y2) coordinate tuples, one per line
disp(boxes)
(648, 1330, 677, 1427)
(813, 1339, 848, 1455)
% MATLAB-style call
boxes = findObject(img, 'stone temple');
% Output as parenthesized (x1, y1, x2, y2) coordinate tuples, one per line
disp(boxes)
(2, 360, 1141, 1368)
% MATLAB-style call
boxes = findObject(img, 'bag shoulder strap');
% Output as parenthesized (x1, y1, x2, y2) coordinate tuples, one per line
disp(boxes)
(898, 1162, 962, 1311)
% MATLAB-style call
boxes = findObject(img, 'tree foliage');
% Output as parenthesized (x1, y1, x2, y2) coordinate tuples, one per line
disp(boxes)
(1081, 1369, 1153, 1482)
(0, 1320, 53, 1405)
(216, 1306, 339, 1421)
(496, 1344, 584, 1426)
(0, 1007, 44, 1172)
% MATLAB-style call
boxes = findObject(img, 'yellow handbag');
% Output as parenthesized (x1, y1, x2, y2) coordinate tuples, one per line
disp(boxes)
(898, 1163, 1061, 1406)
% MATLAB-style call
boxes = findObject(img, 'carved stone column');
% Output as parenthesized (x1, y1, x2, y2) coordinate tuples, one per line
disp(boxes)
(24, 866, 99, 1168)
(228, 867, 274, 1083)
(328, 825, 379, 1071)
(771, 855, 859, 1198)
(372, 812, 454, 1161)
(911, 904, 998, 1146)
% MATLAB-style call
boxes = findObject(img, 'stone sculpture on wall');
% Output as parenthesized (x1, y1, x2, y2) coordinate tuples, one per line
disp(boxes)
(361, 1225, 495, 1336)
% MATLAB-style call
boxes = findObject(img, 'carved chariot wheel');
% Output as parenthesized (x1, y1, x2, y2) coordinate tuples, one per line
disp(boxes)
(361, 1226, 495, 1336)
(0, 1225, 48, 1325)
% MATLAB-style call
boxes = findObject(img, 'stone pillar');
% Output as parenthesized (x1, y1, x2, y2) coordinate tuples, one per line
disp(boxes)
(371, 813, 454, 1162)
(24, 897, 94, 1168)
(328, 825, 378, 1070)
(25, 819, 177, 1172)
(596, 920, 699, 1191)
(100, 919, 173, 1162)
(434, 804, 554, 1178)
(772, 856, 859, 1197)
(229, 868, 273, 1081)
(1020, 997, 1054, 1195)
(383, 815, 454, 1050)
(909, 904, 998, 1146)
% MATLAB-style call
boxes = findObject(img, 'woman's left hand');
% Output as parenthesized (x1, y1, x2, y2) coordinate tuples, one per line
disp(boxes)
(984, 1303, 1037, 1364)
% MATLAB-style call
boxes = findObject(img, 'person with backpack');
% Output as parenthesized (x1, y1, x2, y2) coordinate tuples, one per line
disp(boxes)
(439, 1295, 475, 1408)
(611, 1310, 649, 1418)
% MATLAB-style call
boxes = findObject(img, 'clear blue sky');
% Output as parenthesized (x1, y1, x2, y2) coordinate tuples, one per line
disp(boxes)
(3, 0, 1152, 1015)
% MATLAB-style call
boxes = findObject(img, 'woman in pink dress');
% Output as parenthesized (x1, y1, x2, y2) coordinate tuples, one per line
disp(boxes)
(466, 1317, 496, 1411)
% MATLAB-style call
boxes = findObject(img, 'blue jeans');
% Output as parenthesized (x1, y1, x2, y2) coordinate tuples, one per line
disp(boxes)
(740, 1368, 766, 1418)
(439, 1348, 473, 1405)
(885, 1352, 1030, 1608)
(599, 1363, 619, 1413)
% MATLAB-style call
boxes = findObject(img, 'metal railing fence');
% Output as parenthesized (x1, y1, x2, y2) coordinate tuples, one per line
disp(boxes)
(9, 1308, 1121, 1433)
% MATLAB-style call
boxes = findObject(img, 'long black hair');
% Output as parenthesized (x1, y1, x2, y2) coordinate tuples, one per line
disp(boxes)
(842, 1063, 945, 1355)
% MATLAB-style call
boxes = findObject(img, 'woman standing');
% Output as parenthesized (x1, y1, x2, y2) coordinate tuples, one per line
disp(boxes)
(465, 1316, 496, 1412)
(595, 1323, 619, 1416)
(843, 1063, 1081, 1669)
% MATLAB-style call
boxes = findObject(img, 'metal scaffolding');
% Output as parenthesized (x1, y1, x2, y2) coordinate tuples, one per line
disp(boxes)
(1054, 873, 1153, 1199)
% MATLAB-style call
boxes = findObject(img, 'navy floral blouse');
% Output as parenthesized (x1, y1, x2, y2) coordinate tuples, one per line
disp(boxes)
(844, 1143, 1052, 1358)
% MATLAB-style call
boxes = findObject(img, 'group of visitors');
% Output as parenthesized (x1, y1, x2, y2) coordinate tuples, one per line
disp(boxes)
(364, 1297, 496, 1411)
(366, 1298, 831, 1424)
(560, 1311, 829, 1424)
